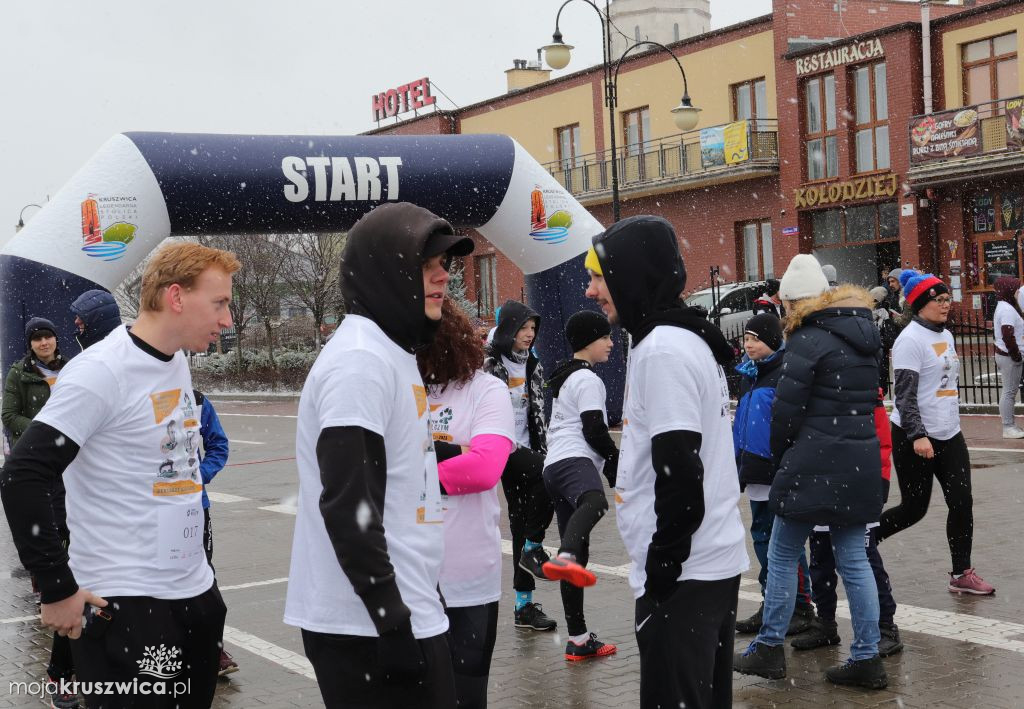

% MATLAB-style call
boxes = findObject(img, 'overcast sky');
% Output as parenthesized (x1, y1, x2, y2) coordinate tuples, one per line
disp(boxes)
(1, 0, 771, 237)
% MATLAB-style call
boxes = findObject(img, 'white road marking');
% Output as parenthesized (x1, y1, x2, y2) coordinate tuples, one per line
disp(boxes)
(230, 439, 266, 445)
(222, 624, 315, 680)
(206, 491, 250, 504)
(967, 447, 1024, 453)
(219, 577, 289, 591)
(0, 614, 37, 625)
(260, 504, 298, 515)
(219, 413, 298, 419)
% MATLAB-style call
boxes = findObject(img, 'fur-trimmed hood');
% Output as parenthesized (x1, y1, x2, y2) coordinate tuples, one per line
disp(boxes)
(785, 285, 875, 333)
(784, 284, 879, 356)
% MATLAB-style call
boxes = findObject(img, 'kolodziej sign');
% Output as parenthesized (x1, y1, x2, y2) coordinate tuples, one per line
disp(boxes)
(794, 174, 899, 208)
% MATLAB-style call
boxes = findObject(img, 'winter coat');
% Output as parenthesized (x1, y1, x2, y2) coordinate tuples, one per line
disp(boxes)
(70, 289, 121, 351)
(2, 354, 65, 447)
(484, 300, 546, 453)
(195, 391, 230, 510)
(769, 285, 884, 526)
(733, 351, 784, 488)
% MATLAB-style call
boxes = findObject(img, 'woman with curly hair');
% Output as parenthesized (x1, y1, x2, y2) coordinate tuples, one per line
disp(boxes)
(418, 299, 515, 709)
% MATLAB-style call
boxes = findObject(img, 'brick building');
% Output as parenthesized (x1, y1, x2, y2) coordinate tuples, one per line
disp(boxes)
(369, 0, 1023, 321)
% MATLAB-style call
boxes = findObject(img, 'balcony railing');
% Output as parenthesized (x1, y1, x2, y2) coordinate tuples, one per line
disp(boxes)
(542, 119, 779, 199)
(908, 95, 1024, 169)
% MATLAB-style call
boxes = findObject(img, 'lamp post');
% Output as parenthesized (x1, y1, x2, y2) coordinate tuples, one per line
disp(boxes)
(543, 1, 700, 222)
(15, 203, 43, 232)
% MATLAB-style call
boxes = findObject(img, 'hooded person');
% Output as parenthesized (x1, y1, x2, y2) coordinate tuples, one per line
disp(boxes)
(70, 289, 121, 351)
(884, 268, 904, 314)
(584, 215, 748, 709)
(482, 301, 558, 631)
(284, 202, 474, 708)
(735, 254, 888, 690)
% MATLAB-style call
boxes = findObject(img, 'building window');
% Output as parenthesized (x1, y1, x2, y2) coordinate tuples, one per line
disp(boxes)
(733, 78, 768, 122)
(962, 32, 1017, 109)
(810, 202, 900, 286)
(556, 124, 582, 170)
(738, 220, 774, 281)
(474, 254, 498, 317)
(804, 73, 838, 181)
(852, 62, 889, 173)
(622, 106, 651, 155)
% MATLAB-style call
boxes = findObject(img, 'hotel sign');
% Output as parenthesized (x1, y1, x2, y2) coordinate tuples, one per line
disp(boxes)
(795, 38, 884, 76)
(794, 174, 899, 208)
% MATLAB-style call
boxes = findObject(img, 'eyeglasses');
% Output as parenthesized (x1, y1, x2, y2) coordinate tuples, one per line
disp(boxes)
(933, 296, 953, 305)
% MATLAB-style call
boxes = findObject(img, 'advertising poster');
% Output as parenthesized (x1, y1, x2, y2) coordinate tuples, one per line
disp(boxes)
(724, 120, 749, 165)
(1002, 193, 1024, 232)
(910, 107, 981, 163)
(700, 126, 725, 168)
(972, 195, 995, 233)
(1007, 97, 1024, 151)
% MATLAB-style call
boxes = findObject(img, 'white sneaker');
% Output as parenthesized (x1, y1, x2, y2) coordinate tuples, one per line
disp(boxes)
(1002, 426, 1024, 439)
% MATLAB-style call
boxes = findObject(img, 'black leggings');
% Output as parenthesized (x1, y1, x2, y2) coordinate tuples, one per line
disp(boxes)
(554, 490, 607, 637)
(878, 426, 974, 574)
(500, 447, 554, 592)
(446, 602, 499, 709)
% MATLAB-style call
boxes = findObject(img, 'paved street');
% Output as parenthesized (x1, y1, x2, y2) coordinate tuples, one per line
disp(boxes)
(1, 396, 1023, 707)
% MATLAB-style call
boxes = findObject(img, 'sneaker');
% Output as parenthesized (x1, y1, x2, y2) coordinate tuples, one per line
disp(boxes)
(564, 633, 617, 661)
(1002, 426, 1024, 439)
(518, 546, 552, 581)
(825, 655, 888, 690)
(218, 649, 239, 677)
(735, 603, 763, 634)
(47, 676, 79, 709)
(542, 555, 597, 588)
(948, 568, 995, 595)
(787, 603, 815, 636)
(733, 641, 786, 680)
(514, 602, 557, 631)
(878, 621, 904, 657)
(791, 617, 841, 651)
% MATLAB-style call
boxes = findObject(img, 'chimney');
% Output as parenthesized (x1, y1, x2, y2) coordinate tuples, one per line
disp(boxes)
(505, 58, 552, 93)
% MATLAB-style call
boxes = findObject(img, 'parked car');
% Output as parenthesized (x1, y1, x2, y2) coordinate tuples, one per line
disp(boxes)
(685, 280, 769, 332)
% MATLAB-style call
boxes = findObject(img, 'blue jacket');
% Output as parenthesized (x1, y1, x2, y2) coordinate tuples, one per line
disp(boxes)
(195, 391, 229, 509)
(733, 351, 784, 488)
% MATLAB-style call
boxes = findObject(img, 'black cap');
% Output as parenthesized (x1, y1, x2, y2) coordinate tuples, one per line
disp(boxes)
(744, 313, 783, 352)
(423, 230, 474, 259)
(565, 310, 611, 352)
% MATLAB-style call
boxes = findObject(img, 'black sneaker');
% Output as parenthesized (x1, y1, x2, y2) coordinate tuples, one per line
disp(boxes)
(878, 621, 904, 657)
(735, 603, 763, 634)
(514, 602, 557, 631)
(564, 633, 617, 661)
(733, 641, 786, 680)
(518, 546, 552, 581)
(825, 655, 888, 690)
(791, 617, 841, 650)
(787, 603, 816, 636)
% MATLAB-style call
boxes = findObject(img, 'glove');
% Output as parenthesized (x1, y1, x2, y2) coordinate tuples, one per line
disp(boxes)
(375, 620, 425, 684)
(603, 452, 619, 488)
(643, 552, 681, 604)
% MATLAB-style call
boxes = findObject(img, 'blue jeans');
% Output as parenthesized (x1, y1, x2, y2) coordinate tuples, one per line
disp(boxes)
(749, 500, 812, 606)
(756, 516, 879, 660)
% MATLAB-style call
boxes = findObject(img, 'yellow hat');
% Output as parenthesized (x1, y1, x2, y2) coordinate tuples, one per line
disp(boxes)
(584, 246, 603, 275)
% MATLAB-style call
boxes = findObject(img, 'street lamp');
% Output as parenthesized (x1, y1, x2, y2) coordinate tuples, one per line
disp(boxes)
(15, 203, 43, 232)
(543, 0, 700, 222)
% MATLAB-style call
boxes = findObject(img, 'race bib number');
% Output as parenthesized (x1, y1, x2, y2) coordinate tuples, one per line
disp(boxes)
(157, 503, 204, 568)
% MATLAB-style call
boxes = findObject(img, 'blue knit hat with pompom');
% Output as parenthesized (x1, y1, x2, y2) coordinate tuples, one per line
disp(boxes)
(899, 269, 948, 313)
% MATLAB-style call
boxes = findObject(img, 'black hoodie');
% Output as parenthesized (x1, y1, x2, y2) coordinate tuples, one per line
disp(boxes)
(483, 300, 546, 453)
(770, 290, 884, 526)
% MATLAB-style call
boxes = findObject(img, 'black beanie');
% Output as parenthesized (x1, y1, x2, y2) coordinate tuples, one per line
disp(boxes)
(744, 313, 783, 352)
(25, 317, 57, 345)
(565, 310, 611, 352)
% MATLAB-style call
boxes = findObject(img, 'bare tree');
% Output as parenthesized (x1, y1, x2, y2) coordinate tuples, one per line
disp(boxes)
(277, 232, 346, 347)
(230, 234, 285, 369)
(197, 234, 257, 369)
(113, 259, 147, 321)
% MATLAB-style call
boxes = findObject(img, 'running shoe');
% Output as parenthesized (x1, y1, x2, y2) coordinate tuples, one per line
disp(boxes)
(518, 546, 552, 581)
(542, 555, 596, 588)
(514, 602, 557, 631)
(948, 568, 995, 595)
(565, 633, 616, 661)
(47, 675, 79, 709)
(218, 649, 239, 677)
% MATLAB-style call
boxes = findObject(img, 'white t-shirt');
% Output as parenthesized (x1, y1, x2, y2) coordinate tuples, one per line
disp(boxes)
(35, 326, 211, 599)
(993, 301, 1024, 351)
(502, 355, 531, 448)
(545, 366, 608, 474)
(285, 315, 447, 639)
(429, 371, 514, 607)
(615, 326, 749, 599)
(745, 484, 770, 502)
(890, 320, 961, 441)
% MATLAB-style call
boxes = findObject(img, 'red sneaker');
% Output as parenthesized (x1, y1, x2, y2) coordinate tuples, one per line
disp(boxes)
(565, 633, 617, 661)
(542, 555, 597, 588)
(948, 568, 995, 595)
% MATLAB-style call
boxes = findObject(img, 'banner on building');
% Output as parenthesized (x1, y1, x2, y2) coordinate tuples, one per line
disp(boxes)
(910, 107, 981, 164)
(1007, 97, 1024, 151)
(700, 125, 726, 168)
(724, 121, 750, 165)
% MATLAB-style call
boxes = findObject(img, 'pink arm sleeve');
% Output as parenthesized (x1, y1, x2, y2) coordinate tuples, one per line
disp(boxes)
(438, 434, 514, 496)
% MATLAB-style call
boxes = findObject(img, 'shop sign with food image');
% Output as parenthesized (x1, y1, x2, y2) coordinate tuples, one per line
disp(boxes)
(910, 107, 980, 164)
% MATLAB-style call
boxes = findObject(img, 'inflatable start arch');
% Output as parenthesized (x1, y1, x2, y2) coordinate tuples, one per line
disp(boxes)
(1, 132, 624, 419)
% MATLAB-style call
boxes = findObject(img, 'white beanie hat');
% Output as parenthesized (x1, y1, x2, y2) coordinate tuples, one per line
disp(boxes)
(778, 254, 829, 301)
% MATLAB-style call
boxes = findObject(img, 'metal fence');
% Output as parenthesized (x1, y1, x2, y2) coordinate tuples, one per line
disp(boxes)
(719, 311, 1004, 404)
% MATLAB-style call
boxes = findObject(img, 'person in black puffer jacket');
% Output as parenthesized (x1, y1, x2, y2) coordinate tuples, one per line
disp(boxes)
(70, 289, 122, 351)
(734, 254, 887, 691)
